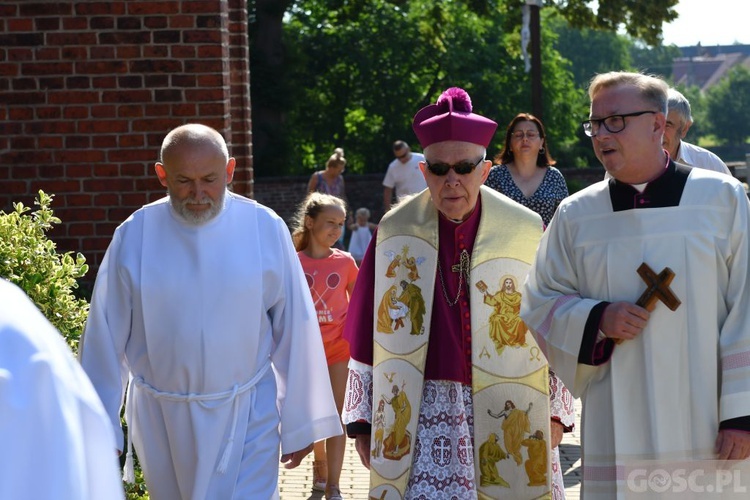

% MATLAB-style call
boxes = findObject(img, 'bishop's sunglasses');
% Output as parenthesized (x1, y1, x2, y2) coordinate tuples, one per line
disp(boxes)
(425, 156, 484, 176)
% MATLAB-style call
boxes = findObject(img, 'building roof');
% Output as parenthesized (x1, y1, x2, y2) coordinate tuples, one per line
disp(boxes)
(673, 44, 750, 91)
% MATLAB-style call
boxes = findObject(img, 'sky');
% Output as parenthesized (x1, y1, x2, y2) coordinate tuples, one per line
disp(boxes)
(659, 0, 748, 47)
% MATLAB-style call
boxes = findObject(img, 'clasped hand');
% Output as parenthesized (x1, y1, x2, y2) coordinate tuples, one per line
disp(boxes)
(601, 301, 649, 342)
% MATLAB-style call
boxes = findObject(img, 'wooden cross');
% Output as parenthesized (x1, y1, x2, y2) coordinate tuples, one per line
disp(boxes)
(613, 262, 681, 345)
(635, 263, 681, 312)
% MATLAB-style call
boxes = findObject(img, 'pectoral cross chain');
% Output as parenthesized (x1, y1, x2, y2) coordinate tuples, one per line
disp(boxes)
(451, 250, 471, 277)
(438, 250, 471, 307)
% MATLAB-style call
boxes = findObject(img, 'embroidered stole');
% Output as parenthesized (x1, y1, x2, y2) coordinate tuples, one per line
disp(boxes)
(370, 187, 551, 500)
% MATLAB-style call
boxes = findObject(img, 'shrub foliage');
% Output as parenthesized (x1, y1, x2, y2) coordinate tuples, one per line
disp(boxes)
(0, 191, 89, 350)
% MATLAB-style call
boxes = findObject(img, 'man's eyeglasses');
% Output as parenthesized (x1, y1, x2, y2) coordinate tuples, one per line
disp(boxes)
(425, 156, 484, 176)
(511, 130, 540, 140)
(582, 110, 657, 137)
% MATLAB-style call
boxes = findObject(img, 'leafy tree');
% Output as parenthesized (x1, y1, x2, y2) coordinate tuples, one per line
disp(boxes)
(557, 0, 678, 47)
(547, 13, 637, 167)
(274, 0, 586, 176)
(282, 0, 437, 174)
(629, 42, 681, 80)
(706, 66, 750, 146)
(249, 0, 681, 176)
(548, 12, 633, 89)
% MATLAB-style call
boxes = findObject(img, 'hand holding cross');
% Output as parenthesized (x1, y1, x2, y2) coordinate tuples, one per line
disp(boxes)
(611, 263, 681, 345)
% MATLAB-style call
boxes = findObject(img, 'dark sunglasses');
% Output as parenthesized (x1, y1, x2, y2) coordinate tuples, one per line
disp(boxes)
(425, 156, 484, 176)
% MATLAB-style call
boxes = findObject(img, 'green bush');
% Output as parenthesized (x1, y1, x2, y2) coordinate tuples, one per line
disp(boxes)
(0, 191, 89, 350)
(125, 467, 149, 500)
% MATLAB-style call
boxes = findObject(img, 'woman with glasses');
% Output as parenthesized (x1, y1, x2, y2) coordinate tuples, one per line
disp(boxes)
(485, 113, 574, 500)
(485, 113, 568, 226)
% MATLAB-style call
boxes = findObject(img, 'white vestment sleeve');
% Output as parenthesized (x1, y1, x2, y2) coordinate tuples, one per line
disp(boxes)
(1, 280, 124, 499)
(717, 183, 750, 422)
(521, 205, 605, 398)
(79, 229, 132, 452)
(267, 218, 343, 454)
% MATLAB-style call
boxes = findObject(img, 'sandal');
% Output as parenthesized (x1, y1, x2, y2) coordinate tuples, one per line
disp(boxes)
(312, 460, 327, 492)
(325, 485, 343, 500)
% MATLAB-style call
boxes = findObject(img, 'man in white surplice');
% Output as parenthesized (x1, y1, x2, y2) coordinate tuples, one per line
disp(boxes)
(79, 124, 342, 499)
(1, 280, 124, 500)
(521, 72, 750, 498)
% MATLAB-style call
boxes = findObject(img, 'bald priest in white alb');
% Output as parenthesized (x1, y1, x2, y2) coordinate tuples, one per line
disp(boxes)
(0, 279, 124, 500)
(80, 124, 342, 499)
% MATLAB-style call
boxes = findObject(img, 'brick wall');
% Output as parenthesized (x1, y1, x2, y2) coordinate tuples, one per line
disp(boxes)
(0, 0, 252, 270)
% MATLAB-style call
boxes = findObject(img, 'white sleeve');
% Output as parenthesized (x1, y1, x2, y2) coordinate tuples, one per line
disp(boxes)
(718, 183, 750, 421)
(267, 217, 343, 453)
(78, 229, 132, 452)
(382, 164, 396, 189)
(710, 153, 731, 175)
(1, 281, 124, 499)
(521, 207, 604, 398)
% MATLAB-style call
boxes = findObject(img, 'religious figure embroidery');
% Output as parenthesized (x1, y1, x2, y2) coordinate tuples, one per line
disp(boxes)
(488, 399, 532, 466)
(477, 275, 528, 355)
(397, 280, 426, 335)
(378, 247, 426, 335)
(403, 256, 421, 281)
(479, 432, 510, 488)
(377, 285, 408, 333)
(385, 253, 401, 277)
(381, 383, 412, 460)
(372, 399, 386, 458)
(521, 429, 548, 486)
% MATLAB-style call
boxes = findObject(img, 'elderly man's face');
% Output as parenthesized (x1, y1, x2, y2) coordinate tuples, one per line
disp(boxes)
(420, 141, 490, 222)
(663, 109, 688, 159)
(156, 142, 235, 224)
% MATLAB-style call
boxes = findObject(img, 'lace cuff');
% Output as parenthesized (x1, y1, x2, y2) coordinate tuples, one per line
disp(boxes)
(549, 370, 576, 430)
(342, 361, 374, 426)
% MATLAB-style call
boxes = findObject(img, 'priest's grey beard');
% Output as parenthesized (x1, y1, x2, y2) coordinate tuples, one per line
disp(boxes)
(169, 189, 225, 225)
